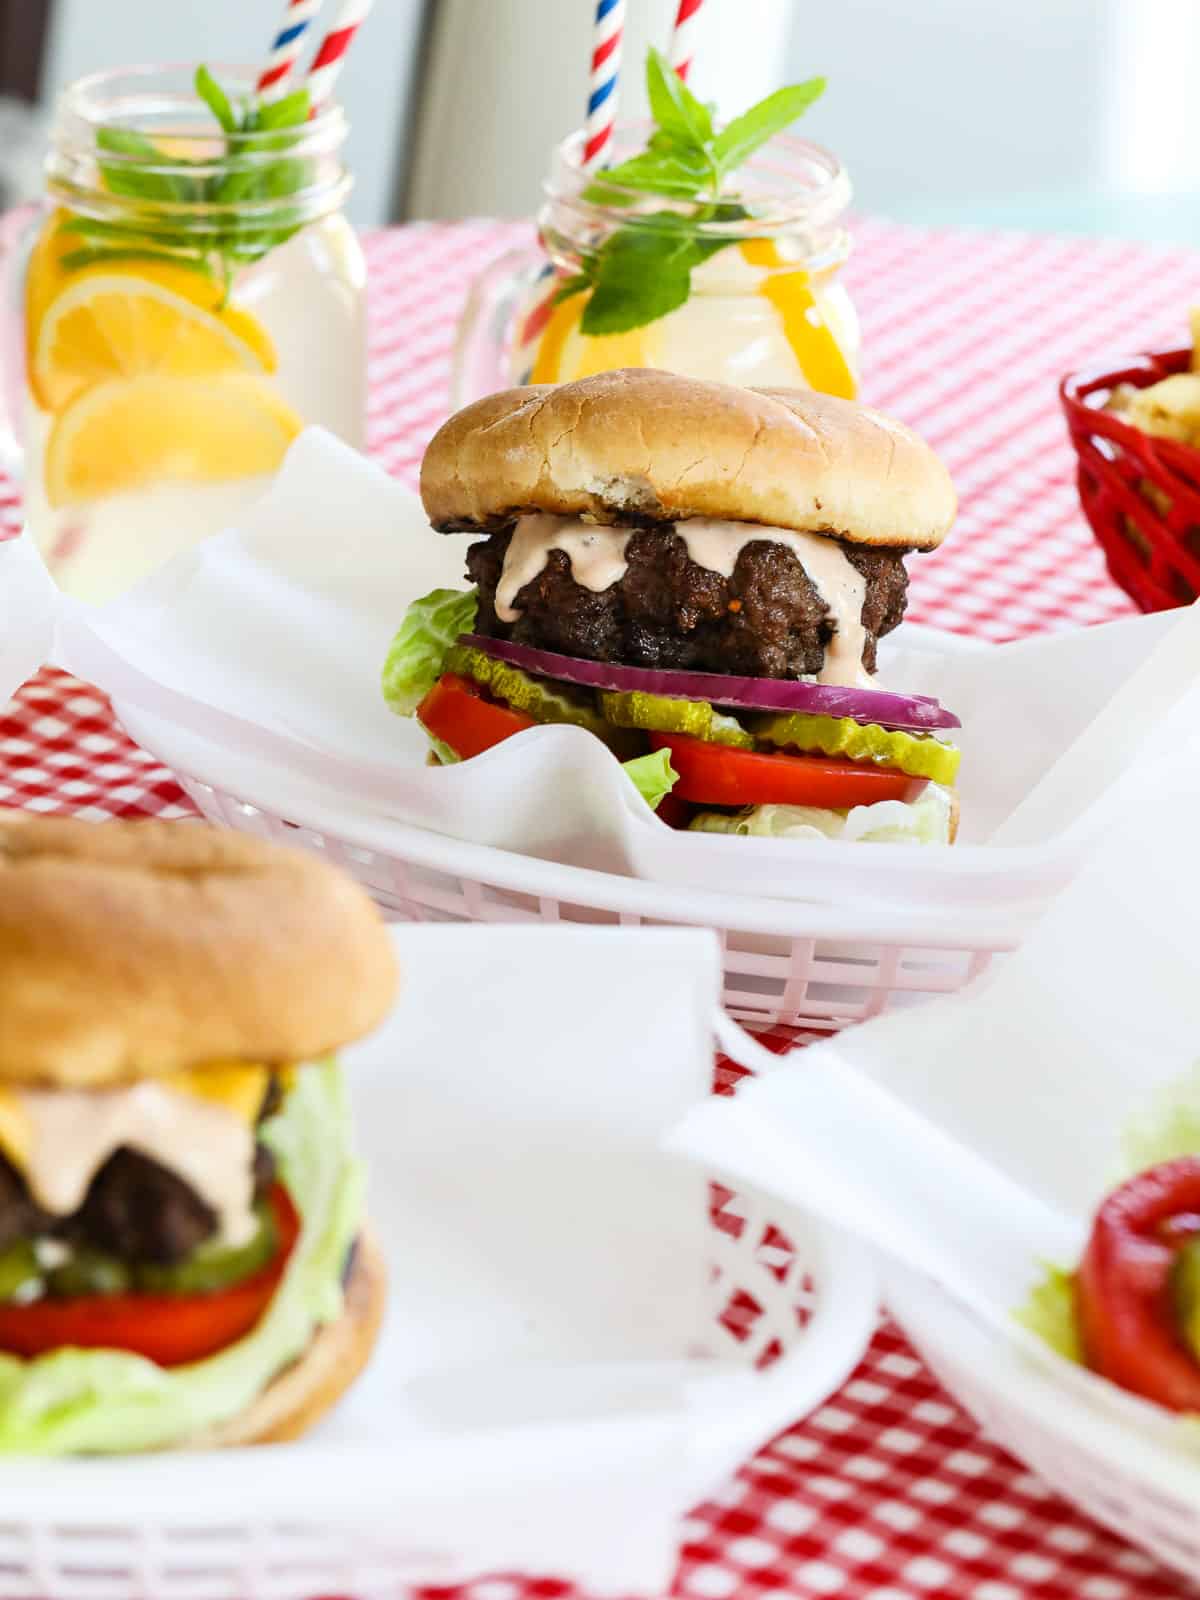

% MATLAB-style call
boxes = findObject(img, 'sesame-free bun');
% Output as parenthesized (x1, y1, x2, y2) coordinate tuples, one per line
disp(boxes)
(0, 816, 398, 1087)
(192, 1230, 387, 1448)
(420, 369, 956, 550)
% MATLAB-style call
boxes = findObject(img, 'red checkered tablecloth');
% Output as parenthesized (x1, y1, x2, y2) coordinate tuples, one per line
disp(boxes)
(3, 218, 1199, 1599)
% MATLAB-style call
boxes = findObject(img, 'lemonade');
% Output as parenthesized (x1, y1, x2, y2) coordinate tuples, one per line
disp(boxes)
(521, 237, 858, 394)
(453, 57, 859, 407)
(13, 65, 365, 603)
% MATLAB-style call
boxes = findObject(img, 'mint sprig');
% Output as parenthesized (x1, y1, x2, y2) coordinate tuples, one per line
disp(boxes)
(59, 67, 313, 302)
(567, 49, 826, 338)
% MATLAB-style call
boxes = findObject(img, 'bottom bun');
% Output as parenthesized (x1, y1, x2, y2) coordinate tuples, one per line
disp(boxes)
(187, 1228, 387, 1448)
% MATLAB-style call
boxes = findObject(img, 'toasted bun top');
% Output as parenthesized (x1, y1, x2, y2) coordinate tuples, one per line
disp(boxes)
(0, 817, 398, 1087)
(420, 369, 956, 550)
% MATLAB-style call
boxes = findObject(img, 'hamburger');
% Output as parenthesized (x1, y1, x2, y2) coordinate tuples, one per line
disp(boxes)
(384, 369, 962, 844)
(0, 816, 397, 1454)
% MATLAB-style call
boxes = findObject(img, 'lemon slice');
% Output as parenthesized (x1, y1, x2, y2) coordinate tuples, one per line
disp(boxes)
(44, 374, 302, 507)
(31, 261, 277, 413)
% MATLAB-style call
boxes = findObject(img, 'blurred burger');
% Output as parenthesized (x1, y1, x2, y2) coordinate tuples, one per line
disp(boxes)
(384, 369, 962, 844)
(0, 817, 396, 1454)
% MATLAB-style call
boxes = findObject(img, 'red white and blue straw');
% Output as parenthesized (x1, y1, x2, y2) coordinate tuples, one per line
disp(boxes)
(583, 0, 626, 167)
(256, 0, 324, 100)
(305, 0, 374, 111)
(668, 0, 704, 83)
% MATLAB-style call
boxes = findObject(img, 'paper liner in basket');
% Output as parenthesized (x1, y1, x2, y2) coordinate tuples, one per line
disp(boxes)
(36, 427, 1200, 911)
(668, 736, 1200, 1459)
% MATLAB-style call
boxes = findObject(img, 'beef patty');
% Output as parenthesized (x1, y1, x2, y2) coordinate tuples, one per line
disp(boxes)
(0, 1078, 281, 1265)
(465, 523, 910, 679)
(0, 1143, 277, 1266)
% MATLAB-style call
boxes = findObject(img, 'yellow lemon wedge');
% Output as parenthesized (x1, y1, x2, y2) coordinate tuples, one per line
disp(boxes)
(30, 257, 277, 413)
(741, 239, 857, 399)
(530, 291, 658, 383)
(44, 374, 302, 507)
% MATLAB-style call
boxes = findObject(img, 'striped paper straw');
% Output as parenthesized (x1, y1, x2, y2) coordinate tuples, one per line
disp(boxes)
(256, 0, 324, 99)
(668, 0, 704, 82)
(305, 0, 374, 111)
(583, 0, 626, 167)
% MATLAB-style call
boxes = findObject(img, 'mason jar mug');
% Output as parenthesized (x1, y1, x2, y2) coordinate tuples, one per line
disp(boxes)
(5, 63, 366, 602)
(453, 122, 859, 407)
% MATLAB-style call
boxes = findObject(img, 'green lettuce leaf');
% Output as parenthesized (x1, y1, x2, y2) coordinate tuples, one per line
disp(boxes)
(381, 587, 478, 716)
(0, 1060, 362, 1455)
(622, 748, 678, 811)
(688, 784, 954, 844)
(419, 724, 461, 766)
(1014, 1263, 1084, 1364)
(1118, 1064, 1200, 1180)
(1018, 1067, 1200, 1372)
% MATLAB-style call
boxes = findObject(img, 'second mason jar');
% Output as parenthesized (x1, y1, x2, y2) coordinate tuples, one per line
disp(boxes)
(453, 122, 859, 408)
(11, 63, 366, 603)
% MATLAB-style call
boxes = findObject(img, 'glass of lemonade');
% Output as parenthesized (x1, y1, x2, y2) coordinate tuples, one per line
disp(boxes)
(3, 64, 366, 603)
(453, 122, 858, 407)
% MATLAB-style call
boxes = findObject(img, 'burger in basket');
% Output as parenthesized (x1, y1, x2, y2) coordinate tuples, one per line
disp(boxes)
(0, 817, 396, 1454)
(384, 369, 962, 844)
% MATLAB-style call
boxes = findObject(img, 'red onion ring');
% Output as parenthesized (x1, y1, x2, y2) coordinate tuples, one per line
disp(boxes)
(458, 635, 961, 732)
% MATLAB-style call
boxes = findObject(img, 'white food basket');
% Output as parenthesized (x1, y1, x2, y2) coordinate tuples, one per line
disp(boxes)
(886, 1264, 1200, 1585)
(0, 1196, 874, 1600)
(0, 924, 879, 1599)
(177, 769, 1014, 1031)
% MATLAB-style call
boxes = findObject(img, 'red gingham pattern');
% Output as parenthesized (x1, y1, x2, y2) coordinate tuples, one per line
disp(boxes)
(4, 218, 1200, 1599)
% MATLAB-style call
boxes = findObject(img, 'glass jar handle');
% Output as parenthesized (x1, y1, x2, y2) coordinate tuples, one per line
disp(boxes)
(450, 244, 554, 409)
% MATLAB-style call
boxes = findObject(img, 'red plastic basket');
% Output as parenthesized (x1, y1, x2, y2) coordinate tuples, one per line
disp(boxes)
(1061, 347, 1200, 611)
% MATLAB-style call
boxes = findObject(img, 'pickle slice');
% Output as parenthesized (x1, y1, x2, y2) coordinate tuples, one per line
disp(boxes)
(0, 1240, 40, 1302)
(135, 1201, 278, 1296)
(751, 712, 960, 784)
(47, 1247, 132, 1299)
(444, 644, 639, 755)
(598, 690, 754, 748)
(1172, 1239, 1200, 1359)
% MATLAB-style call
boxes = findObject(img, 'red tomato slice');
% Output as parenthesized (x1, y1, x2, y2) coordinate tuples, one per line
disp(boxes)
(0, 1185, 300, 1369)
(1076, 1158, 1200, 1411)
(648, 732, 929, 810)
(418, 673, 534, 761)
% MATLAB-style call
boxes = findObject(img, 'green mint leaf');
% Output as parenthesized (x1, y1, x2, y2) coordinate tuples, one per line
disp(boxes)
(262, 156, 310, 199)
(95, 126, 195, 204)
(59, 245, 213, 276)
(581, 222, 701, 336)
(195, 65, 238, 135)
(256, 88, 310, 130)
(583, 146, 712, 203)
(552, 272, 591, 305)
(710, 78, 826, 177)
(645, 45, 713, 150)
(57, 215, 157, 242)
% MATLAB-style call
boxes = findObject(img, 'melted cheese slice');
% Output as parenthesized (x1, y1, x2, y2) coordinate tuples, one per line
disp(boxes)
(0, 1063, 273, 1245)
(0, 1063, 270, 1176)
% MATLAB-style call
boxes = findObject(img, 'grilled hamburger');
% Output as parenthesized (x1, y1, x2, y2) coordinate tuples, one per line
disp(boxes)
(0, 817, 397, 1454)
(384, 369, 962, 843)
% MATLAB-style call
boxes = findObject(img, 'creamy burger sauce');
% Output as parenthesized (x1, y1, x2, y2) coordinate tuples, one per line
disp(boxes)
(10, 1084, 257, 1247)
(495, 514, 869, 687)
(496, 514, 633, 625)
